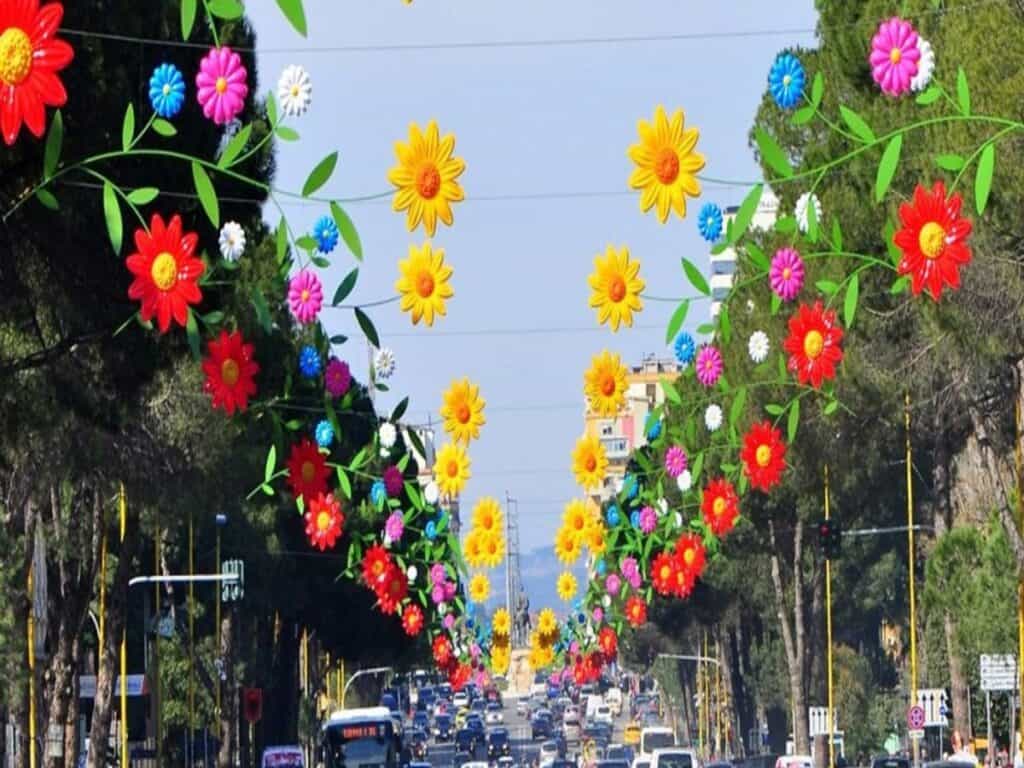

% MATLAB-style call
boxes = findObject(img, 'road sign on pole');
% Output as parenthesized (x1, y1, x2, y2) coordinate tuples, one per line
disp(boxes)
(980, 655, 1017, 692)
(809, 707, 838, 737)
(916, 689, 950, 727)
(908, 706, 926, 731)
(222, 560, 244, 603)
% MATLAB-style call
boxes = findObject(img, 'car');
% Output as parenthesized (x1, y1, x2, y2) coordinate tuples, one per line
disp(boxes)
(409, 762, 431, 768)
(486, 702, 505, 724)
(606, 689, 623, 717)
(623, 723, 641, 747)
(453, 751, 475, 768)
(548, 761, 576, 768)
(594, 705, 614, 726)
(540, 741, 561, 764)
(488, 729, 513, 760)
(532, 713, 555, 740)
(597, 761, 631, 768)
(774, 756, 812, 768)
(517, 698, 529, 716)
(607, 745, 634, 763)
(651, 748, 699, 768)
(455, 728, 478, 754)
(434, 713, 454, 741)
(872, 759, 911, 768)
(453, 691, 470, 709)
(497, 759, 516, 768)
(261, 746, 304, 767)
(639, 728, 674, 758)
(455, 708, 470, 728)
(706, 762, 733, 768)
(407, 729, 429, 761)
(563, 712, 582, 743)
(631, 760, 651, 768)
(413, 711, 430, 731)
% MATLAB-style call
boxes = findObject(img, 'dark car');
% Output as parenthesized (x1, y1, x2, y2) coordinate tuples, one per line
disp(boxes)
(488, 728, 512, 759)
(551, 761, 577, 768)
(435, 714, 454, 741)
(413, 711, 430, 731)
(465, 714, 485, 736)
(471, 698, 487, 713)
(455, 728, 478, 757)
(532, 712, 554, 740)
(607, 746, 634, 763)
(454, 750, 475, 768)
(596, 761, 630, 768)
(409, 728, 429, 760)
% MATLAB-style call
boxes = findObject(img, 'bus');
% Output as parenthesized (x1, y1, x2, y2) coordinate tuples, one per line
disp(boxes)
(321, 706, 407, 768)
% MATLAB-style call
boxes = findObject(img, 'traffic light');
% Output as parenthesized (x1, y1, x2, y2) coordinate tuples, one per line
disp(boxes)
(818, 519, 842, 559)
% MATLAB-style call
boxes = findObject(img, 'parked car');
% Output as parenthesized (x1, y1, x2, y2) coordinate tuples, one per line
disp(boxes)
(453, 691, 470, 709)
(774, 756, 812, 768)
(434, 713, 454, 741)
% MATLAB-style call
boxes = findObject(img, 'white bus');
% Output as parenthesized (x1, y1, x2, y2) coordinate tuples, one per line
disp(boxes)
(321, 706, 405, 768)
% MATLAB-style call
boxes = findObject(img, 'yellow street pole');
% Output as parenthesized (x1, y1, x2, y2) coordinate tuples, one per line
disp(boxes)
(120, 484, 128, 768)
(154, 510, 162, 760)
(697, 648, 704, 757)
(28, 563, 36, 768)
(341, 658, 346, 709)
(716, 650, 723, 757)
(906, 394, 919, 766)
(825, 466, 835, 768)
(704, 632, 710, 759)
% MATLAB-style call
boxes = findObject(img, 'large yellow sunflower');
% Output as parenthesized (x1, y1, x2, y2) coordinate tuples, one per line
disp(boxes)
(556, 571, 578, 602)
(537, 608, 557, 637)
(562, 499, 591, 542)
(387, 120, 466, 236)
(628, 105, 705, 223)
(479, 529, 506, 568)
(584, 524, 607, 556)
(469, 572, 491, 603)
(572, 434, 608, 491)
(492, 607, 512, 636)
(554, 526, 581, 565)
(583, 350, 628, 417)
(395, 242, 454, 327)
(434, 443, 470, 497)
(441, 377, 486, 444)
(528, 647, 548, 672)
(588, 245, 645, 331)
(491, 644, 510, 674)
(464, 529, 485, 568)
(471, 497, 503, 534)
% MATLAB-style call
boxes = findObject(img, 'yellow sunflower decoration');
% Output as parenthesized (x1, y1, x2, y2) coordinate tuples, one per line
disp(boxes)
(583, 350, 628, 417)
(479, 530, 506, 568)
(628, 105, 705, 223)
(396, 242, 454, 326)
(556, 571, 578, 602)
(588, 245, 645, 331)
(441, 378, 486, 444)
(537, 607, 557, 636)
(528, 646, 547, 672)
(572, 434, 608, 492)
(469, 572, 491, 603)
(554, 526, 581, 565)
(387, 120, 466, 236)
(464, 529, 485, 568)
(492, 608, 512, 637)
(491, 644, 510, 674)
(434, 443, 470, 497)
(471, 497, 503, 534)
(585, 523, 607, 556)
(562, 499, 590, 542)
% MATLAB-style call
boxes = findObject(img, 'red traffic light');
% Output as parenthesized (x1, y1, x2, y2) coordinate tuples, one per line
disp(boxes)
(243, 687, 263, 724)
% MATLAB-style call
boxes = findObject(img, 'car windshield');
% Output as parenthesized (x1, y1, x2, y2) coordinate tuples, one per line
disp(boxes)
(490, 732, 509, 746)
(642, 732, 674, 752)
(655, 754, 693, 768)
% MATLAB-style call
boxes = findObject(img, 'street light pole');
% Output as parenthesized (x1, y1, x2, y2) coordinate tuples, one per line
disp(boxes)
(342, 667, 394, 707)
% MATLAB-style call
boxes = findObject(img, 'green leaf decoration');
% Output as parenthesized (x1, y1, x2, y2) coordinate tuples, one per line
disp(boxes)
(330, 202, 364, 261)
(266, 91, 278, 126)
(271, 126, 299, 144)
(336, 468, 352, 499)
(311, 255, 330, 269)
(264, 444, 276, 483)
(890, 275, 910, 294)
(811, 71, 824, 107)
(787, 399, 800, 443)
(191, 162, 219, 227)
(696, 323, 715, 336)
(690, 452, 704, 484)
(824, 400, 839, 416)
(295, 235, 318, 252)
(844, 273, 859, 329)
(185, 307, 201, 360)
(302, 151, 338, 197)
(126, 187, 159, 205)
(765, 403, 785, 416)
(207, 0, 244, 19)
(729, 387, 747, 429)
(874, 134, 902, 203)
(883, 220, 901, 266)
(935, 154, 965, 171)
(181, 0, 197, 39)
(839, 105, 876, 143)
(718, 304, 731, 345)
(774, 215, 797, 235)
(332, 268, 359, 306)
(36, 189, 59, 210)
(755, 127, 794, 179)
(102, 182, 122, 255)
(770, 292, 782, 316)
(745, 243, 769, 271)
(153, 119, 177, 137)
(121, 102, 135, 151)
(730, 184, 763, 244)
(975, 143, 995, 215)
(681, 257, 710, 296)
(329, 334, 348, 345)
(276, 0, 308, 36)
(354, 307, 380, 348)
(956, 66, 971, 116)
(792, 106, 815, 126)
(407, 429, 427, 463)
(251, 288, 272, 332)
(218, 123, 253, 168)
(664, 300, 690, 345)
(43, 110, 62, 179)
(202, 310, 224, 326)
(392, 397, 410, 423)
(660, 377, 681, 405)
(815, 280, 840, 296)
(915, 86, 942, 106)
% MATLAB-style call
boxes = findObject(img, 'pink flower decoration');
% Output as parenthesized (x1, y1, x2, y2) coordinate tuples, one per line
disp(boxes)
(605, 574, 621, 596)
(695, 345, 723, 388)
(665, 445, 688, 478)
(570, 641, 580, 655)
(385, 511, 404, 542)
(443, 580, 456, 600)
(431, 584, 445, 604)
(383, 466, 404, 497)
(627, 571, 642, 590)
(621, 556, 639, 580)
(324, 358, 351, 398)
(195, 46, 249, 124)
(288, 269, 323, 324)
(443, 614, 455, 630)
(592, 607, 604, 623)
(770, 247, 805, 301)
(430, 563, 446, 585)
(639, 505, 657, 534)
(870, 17, 920, 97)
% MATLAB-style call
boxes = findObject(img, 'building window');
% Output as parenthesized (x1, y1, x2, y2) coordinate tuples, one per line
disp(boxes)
(601, 423, 613, 437)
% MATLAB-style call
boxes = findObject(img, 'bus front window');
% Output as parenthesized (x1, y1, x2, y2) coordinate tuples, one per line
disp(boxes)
(325, 729, 396, 768)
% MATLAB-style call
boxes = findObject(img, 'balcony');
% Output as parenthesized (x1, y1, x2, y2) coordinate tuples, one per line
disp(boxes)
(601, 436, 630, 460)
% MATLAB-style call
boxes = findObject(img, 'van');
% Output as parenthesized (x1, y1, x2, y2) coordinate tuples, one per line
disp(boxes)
(564, 712, 582, 743)
(606, 688, 623, 716)
(262, 745, 304, 767)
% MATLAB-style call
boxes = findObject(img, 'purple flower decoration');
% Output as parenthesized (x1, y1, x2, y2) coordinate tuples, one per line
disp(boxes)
(385, 511, 404, 542)
(443, 614, 455, 630)
(621, 556, 639, 581)
(383, 465, 404, 497)
(432, 584, 446, 604)
(870, 17, 920, 97)
(443, 581, 456, 600)
(695, 345, 723, 388)
(639, 505, 657, 534)
(592, 607, 604, 623)
(770, 247, 805, 301)
(324, 358, 351, 398)
(665, 445, 688, 479)
(605, 574, 622, 596)
(430, 563, 446, 585)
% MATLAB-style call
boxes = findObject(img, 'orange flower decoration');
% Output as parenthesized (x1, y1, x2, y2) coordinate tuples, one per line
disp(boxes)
(740, 422, 787, 493)
(402, 604, 424, 636)
(598, 626, 618, 659)
(126, 214, 205, 333)
(303, 492, 344, 551)
(202, 330, 259, 415)
(894, 181, 973, 301)
(625, 596, 647, 627)
(651, 552, 676, 596)
(783, 301, 843, 388)
(284, 438, 329, 502)
(701, 477, 741, 536)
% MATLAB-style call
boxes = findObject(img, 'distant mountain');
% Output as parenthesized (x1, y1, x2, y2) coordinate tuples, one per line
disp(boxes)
(489, 545, 588, 618)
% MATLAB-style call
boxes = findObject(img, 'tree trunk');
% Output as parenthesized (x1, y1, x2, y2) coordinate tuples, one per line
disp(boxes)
(44, 629, 75, 768)
(769, 520, 810, 755)
(218, 607, 236, 768)
(62, 636, 80, 768)
(944, 612, 972, 743)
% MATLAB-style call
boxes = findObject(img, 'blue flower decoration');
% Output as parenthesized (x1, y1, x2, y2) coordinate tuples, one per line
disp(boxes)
(768, 53, 805, 110)
(149, 63, 186, 119)
(647, 419, 663, 442)
(697, 203, 724, 242)
(425, 520, 438, 540)
(315, 419, 334, 448)
(298, 346, 321, 378)
(312, 215, 339, 254)
(577, 613, 586, 624)
(606, 505, 620, 527)
(630, 510, 641, 528)
(674, 332, 696, 366)
(371, 480, 387, 507)
(595, 559, 606, 576)
(467, 618, 475, 629)
(623, 474, 639, 501)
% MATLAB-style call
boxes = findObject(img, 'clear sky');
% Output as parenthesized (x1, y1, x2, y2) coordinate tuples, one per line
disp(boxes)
(246, 0, 818, 552)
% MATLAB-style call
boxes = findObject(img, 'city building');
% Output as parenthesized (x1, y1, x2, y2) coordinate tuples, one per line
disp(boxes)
(710, 188, 780, 320)
(583, 354, 682, 503)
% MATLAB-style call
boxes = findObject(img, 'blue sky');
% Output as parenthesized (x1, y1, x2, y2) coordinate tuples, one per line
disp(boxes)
(246, 0, 817, 552)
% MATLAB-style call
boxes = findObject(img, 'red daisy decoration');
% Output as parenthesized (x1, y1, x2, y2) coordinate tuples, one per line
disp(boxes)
(700, 477, 741, 535)
(0, 0, 74, 145)
(894, 181, 973, 301)
(303, 493, 344, 552)
(671, 564, 696, 599)
(202, 330, 259, 415)
(783, 301, 843, 388)
(739, 422, 787, 493)
(449, 662, 472, 692)
(625, 596, 647, 627)
(675, 533, 706, 580)
(598, 626, 618, 659)
(433, 635, 453, 666)
(126, 214, 205, 333)
(376, 564, 408, 614)
(650, 552, 676, 596)
(361, 544, 392, 591)
(401, 604, 424, 637)
(284, 438, 329, 502)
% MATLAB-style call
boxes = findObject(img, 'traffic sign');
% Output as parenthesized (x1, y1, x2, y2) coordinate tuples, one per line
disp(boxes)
(916, 688, 949, 727)
(980, 654, 1017, 692)
(909, 729, 925, 741)
(907, 705, 926, 730)
(222, 559, 244, 602)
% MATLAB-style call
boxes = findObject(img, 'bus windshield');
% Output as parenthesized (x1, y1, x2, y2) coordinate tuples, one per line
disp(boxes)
(323, 718, 400, 768)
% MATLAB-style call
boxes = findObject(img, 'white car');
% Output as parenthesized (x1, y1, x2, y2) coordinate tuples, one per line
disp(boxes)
(516, 698, 529, 716)
(453, 691, 470, 709)
(594, 705, 613, 726)
(485, 707, 504, 725)
(539, 741, 560, 764)
(651, 748, 700, 768)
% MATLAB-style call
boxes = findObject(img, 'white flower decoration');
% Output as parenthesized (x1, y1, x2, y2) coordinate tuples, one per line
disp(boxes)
(657, 498, 669, 517)
(748, 330, 770, 364)
(601, 595, 611, 608)
(438, 602, 447, 615)
(383, 533, 393, 547)
(911, 38, 936, 92)
(374, 347, 397, 380)
(676, 470, 692, 493)
(424, 481, 440, 506)
(795, 192, 823, 233)
(277, 65, 312, 117)
(218, 221, 245, 262)
(674, 512, 683, 528)
(378, 422, 398, 449)
(407, 565, 418, 582)
(705, 403, 723, 432)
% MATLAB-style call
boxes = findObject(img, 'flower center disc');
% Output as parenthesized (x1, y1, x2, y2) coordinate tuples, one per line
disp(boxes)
(220, 358, 240, 387)
(446, 459, 459, 477)
(890, 47, 902, 64)
(782, 74, 792, 87)
(150, 252, 179, 291)
(660, 565, 671, 580)
(713, 497, 726, 516)
(415, 163, 442, 199)
(316, 511, 331, 531)
(291, 84, 300, 97)
(683, 548, 695, 566)
(653, 147, 680, 184)
(782, 267, 792, 280)
(585, 455, 597, 472)
(456, 403, 471, 423)
(755, 444, 772, 467)
(416, 272, 435, 298)
(803, 330, 825, 359)
(0, 28, 33, 86)
(301, 461, 315, 484)
(918, 221, 946, 259)
(608, 276, 627, 303)
(301, 289, 310, 302)
(215, 76, 228, 94)
(162, 84, 172, 96)
(600, 374, 616, 397)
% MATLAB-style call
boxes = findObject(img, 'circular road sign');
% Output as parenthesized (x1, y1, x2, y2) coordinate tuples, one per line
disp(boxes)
(907, 705, 926, 730)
